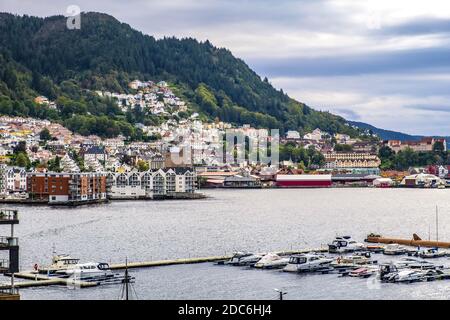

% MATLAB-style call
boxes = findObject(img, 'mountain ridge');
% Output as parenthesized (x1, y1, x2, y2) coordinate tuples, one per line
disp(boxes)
(0, 12, 363, 138)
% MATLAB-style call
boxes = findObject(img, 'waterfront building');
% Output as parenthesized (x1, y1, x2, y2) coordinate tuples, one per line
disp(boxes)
(0, 209, 20, 300)
(27, 172, 107, 203)
(223, 175, 261, 188)
(276, 174, 332, 188)
(323, 152, 381, 169)
(0, 165, 27, 195)
(106, 168, 196, 199)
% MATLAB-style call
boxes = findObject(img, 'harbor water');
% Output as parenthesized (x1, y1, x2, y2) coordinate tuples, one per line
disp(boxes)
(1, 188, 450, 300)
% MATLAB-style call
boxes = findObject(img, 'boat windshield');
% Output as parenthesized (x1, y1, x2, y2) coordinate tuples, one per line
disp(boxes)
(98, 263, 110, 270)
(290, 256, 307, 264)
(333, 240, 348, 247)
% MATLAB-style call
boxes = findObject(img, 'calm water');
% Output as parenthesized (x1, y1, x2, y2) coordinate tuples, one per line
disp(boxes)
(1, 188, 450, 300)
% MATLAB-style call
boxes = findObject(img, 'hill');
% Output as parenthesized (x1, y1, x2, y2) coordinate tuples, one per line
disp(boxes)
(0, 12, 362, 139)
(349, 121, 450, 149)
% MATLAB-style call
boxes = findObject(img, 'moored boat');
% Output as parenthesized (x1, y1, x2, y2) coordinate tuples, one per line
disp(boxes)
(254, 253, 289, 269)
(328, 236, 365, 254)
(283, 253, 333, 273)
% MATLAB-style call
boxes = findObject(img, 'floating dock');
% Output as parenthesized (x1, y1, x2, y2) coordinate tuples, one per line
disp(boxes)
(109, 248, 327, 270)
(2, 272, 98, 289)
(366, 234, 450, 248)
(1, 248, 326, 289)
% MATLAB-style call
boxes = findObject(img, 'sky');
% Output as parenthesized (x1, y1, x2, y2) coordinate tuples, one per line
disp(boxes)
(2, 0, 450, 135)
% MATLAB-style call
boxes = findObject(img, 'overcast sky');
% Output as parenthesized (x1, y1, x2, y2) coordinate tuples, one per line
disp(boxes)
(2, 0, 450, 135)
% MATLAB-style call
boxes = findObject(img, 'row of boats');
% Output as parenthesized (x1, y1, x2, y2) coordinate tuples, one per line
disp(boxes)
(35, 255, 132, 285)
(217, 236, 450, 283)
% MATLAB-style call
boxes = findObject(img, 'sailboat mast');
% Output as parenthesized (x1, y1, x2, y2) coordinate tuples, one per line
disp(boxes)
(125, 258, 129, 301)
(436, 205, 439, 244)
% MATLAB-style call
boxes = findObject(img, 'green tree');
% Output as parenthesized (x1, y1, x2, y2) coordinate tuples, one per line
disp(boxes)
(39, 128, 52, 141)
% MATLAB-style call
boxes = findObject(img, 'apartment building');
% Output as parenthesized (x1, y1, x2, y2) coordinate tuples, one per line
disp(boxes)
(106, 168, 196, 199)
(27, 172, 107, 203)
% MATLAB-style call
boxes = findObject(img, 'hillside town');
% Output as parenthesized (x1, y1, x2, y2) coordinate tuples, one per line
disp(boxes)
(0, 80, 449, 205)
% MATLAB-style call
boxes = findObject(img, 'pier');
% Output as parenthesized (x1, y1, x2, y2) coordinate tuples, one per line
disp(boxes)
(109, 248, 326, 270)
(0, 248, 326, 290)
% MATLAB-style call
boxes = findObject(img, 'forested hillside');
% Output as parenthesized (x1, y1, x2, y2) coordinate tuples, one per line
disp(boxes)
(0, 12, 361, 138)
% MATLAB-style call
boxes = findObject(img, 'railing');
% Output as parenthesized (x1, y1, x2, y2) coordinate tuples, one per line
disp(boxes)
(0, 259, 8, 271)
(0, 210, 18, 222)
(0, 286, 19, 296)
(0, 237, 18, 247)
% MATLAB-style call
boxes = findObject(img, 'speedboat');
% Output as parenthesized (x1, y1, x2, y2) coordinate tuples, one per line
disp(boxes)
(55, 262, 124, 282)
(383, 244, 407, 255)
(283, 253, 333, 273)
(413, 248, 447, 259)
(395, 257, 441, 270)
(388, 269, 426, 283)
(254, 253, 290, 269)
(224, 252, 265, 266)
(38, 254, 80, 275)
(331, 254, 373, 269)
(328, 236, 365, 254)
(379, 263, 425, 283)
(349, 266, 378, 278)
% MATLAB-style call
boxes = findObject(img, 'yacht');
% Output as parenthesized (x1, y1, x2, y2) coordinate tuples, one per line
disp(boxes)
(254, 253, 289, 269)
(414, 248, 447, 259)
(383, 244, 407, 255)
(283, 253, 333, 273)
(38, 254, 80, 275)
(379, 263, 426, 283)
(328, 236, 365, 254)
(395, 257, 439, 270)
(331, 254, 372, 269)
(224, 252, 265, 266)
(55, 262, 123, 282)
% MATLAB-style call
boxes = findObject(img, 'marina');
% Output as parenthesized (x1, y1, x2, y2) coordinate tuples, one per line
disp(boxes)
(2, 188, 450, 300)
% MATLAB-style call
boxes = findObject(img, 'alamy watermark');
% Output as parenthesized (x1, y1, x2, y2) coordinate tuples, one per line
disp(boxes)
(66, 5, 81, 30)
(169, 129, 280, 167)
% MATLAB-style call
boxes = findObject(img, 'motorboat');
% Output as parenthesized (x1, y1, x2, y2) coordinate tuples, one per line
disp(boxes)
(383, 244, 407, 255)
(413, 248, 447, 259)
(223, 252, 265, 266)
(349, 266, 378, 278)
(328, 236, 365, 254)
(283, 253, 333, 273)
(331, 254, 373, 269)
(395, 257, 441, 270)
(55, 262, 129, 283)
(38, 254, 80, 275)
(254, 253, 290, 269)
(388, 269, 426, 283)
(379, 263, 426, 283)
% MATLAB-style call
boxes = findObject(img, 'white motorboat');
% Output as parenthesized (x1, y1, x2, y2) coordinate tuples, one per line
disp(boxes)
(224, 252, 265, 266)
(254, 253, 289, 269)
(379, 263, 426, 283)
(383, 244, 407, 255)
(56, 262, 122, 282)
(283, 253, 333, 273)
(328, 236, 365, 254)
(38, 254, 80, 275)
(395, 257, 440, 270)
(331, 254, 372, 269)
(414, 248, 447, 259)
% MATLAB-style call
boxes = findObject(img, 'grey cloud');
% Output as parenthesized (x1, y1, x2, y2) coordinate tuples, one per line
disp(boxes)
(249, 46, 450, 77)
(376, 16, 450, 36)
(406, 104, 450, 113)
